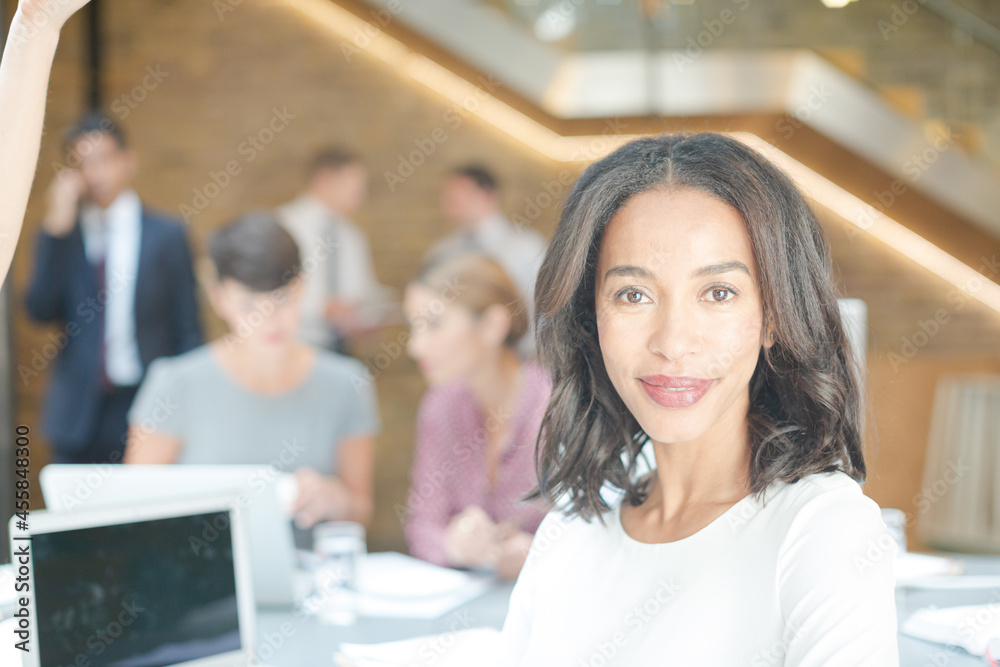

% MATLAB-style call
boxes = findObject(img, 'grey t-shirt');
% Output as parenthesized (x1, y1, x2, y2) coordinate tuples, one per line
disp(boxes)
(127, 345, 380, 475)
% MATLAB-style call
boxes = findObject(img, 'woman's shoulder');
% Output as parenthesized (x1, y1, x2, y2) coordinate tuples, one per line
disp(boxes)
(527, 504, 620, 560)
(776, 470, 879, 517)
(770, 470, 889, 561)
(770, 472, 897, 640)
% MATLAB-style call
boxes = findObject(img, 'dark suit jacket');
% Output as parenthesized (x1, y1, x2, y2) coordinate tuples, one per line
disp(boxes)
(24, 207, 202, 453)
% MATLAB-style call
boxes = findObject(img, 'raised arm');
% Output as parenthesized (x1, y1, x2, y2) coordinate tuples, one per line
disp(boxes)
(0, 0, 92, 289)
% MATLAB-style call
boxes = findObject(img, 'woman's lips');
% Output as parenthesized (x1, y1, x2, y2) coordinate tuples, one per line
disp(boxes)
(638, 375, 714, 409)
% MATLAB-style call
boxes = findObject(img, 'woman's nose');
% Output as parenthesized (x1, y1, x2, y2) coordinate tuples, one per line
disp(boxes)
(647, 299, 699, 362)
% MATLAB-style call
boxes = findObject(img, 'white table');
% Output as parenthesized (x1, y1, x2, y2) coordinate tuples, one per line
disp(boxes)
(255, 581, 514, 664)
(256, 554, 1000, 666)
(897, 553, 1000, 666)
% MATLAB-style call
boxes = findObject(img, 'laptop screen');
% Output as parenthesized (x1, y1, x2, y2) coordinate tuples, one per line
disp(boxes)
(32, 510, 242, 667)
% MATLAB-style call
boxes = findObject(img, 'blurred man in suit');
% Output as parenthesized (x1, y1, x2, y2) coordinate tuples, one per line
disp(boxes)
(25, 112, 202, 464)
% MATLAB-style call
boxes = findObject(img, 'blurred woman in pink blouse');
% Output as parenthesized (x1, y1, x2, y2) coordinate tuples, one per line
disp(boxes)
(403, 252, 551, 579)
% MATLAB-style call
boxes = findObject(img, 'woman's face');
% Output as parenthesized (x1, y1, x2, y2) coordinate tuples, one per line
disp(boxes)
(211, 277, 303, 352)
(404, 283, 493, 386)
(595, 187, 769, 446)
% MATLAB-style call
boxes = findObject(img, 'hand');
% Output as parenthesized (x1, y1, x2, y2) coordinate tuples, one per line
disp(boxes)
(444, 506, 500, 569)
(496, 520, 521, 541)
(42, 168, 85, 237)
(15, 0, 93, 33)
(290, 467, 353, 529)
(325, 299, 362, 335)
(495, 530, 533, 580)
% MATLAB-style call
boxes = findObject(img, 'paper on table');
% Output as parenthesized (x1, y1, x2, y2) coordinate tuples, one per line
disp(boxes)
(901, 603, 1000, 657)
(894, 552, 963, 587)
(334, 627, 504, 667)
(357, 553, 493, 619)
(358, 552, 477, 599)
(302, 552, 494, 620)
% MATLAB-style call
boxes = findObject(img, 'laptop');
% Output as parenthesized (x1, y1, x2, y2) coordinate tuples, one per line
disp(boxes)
(40, 465, 299, 607)
(9, 495, 259, 667)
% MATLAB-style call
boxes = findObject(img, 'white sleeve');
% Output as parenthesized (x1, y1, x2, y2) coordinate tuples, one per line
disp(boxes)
(778, 484, 899, 666)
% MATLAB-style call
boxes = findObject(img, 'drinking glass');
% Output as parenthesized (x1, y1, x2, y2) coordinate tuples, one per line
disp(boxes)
(312, 521, 366, 625)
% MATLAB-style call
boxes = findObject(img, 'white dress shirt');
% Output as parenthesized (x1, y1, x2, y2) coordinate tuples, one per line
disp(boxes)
(79, 189, 144, 386)
(277, 193, 392, 347)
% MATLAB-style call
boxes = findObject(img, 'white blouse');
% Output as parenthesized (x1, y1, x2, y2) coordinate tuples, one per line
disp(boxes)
(500, 470, 899, 666)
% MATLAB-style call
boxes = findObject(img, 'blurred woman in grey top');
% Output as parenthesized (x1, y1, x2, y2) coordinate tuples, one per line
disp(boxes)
(124, 212, 380, 529)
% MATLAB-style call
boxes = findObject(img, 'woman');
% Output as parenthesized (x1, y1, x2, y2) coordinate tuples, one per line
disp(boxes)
(403, 253, 551, 579)
(124, 212, 379, 529)
(502, 133, 898, 665)
(0, 0, 92, 289)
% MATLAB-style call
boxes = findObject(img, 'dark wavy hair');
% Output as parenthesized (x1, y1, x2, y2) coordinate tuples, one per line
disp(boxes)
(530, 132, 865, 521)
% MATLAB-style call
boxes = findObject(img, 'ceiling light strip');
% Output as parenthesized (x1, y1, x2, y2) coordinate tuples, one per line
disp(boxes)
(734, 132, 1000, 315)
(279, 0, 641, 162)
(279, 1, 998, 314)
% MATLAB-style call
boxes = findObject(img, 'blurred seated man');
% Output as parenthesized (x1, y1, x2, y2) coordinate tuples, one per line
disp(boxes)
(403, 253, 551, 579)
(276, 147, 394, 354)
(124, 212, 379, 528)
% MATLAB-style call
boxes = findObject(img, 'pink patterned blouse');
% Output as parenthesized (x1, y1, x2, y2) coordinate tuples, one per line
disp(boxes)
(404, 361, 553, 566)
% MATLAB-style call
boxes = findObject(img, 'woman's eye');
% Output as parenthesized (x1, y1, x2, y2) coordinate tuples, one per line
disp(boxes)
(708, 287, 735, 302)
(615, 289, 648, 305)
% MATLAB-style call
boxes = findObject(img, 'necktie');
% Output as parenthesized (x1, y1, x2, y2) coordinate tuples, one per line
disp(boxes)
(92, 219, 113, 392)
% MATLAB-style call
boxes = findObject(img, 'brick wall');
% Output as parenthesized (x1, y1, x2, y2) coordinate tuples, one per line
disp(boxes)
(10, 0, 569, 552)
(8, 0, 1000, 552)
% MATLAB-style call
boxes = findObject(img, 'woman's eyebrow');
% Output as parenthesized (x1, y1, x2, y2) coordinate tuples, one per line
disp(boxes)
(691, 260, 750, 279)
(604, 264, 654, 281)
(603, 261, 749, 281)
